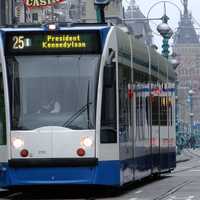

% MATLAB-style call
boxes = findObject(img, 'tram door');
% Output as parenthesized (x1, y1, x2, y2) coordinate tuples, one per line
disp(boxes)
(118, 64, 133, 183)
(0, 57, 7, 163)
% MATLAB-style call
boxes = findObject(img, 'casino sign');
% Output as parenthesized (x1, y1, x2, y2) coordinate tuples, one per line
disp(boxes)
(23, 0, 64, 8)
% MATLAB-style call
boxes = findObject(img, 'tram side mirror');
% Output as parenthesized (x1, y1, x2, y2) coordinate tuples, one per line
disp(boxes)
(103, 64, 114, 87)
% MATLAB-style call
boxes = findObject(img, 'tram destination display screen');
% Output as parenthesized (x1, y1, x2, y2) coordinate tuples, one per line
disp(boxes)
(5, 30, 102, 55)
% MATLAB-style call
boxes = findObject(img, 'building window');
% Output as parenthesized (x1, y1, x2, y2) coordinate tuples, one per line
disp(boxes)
(32, 13, 38, 22)
(81, 2, 86, 17)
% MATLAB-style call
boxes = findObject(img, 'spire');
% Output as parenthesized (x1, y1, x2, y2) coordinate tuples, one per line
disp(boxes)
(126, 0, 139, 19)
(129, 0, 136, 7)
(183, 0, 188, 16)
(127, 0, 137, 11)
(174, 0, 199, 44)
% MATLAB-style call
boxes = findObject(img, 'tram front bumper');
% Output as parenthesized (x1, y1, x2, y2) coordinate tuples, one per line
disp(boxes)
(0, 160, 120, 188)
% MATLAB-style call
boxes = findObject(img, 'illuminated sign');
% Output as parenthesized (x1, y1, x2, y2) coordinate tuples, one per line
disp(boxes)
(23, 0, 64, 8)
(5, 31, 101, 55)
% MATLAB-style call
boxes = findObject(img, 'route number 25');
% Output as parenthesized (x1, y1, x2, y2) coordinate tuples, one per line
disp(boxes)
(12, 36, 25, 49)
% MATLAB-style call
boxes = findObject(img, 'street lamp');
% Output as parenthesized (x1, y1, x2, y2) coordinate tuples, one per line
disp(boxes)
(170, 53, 180, 119)
(170, 53, 182, 151)
(157, 9, 173, 59)
(188, 87, 195, 148)
(123, 1, 182, 60)
(146, 1, 182, 59)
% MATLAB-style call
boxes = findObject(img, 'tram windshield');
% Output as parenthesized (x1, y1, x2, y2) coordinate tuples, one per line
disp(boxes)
(6, 55, 100, 130)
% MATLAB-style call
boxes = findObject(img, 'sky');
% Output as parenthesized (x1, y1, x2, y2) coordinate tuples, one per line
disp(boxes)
(122, 0, 200, 52)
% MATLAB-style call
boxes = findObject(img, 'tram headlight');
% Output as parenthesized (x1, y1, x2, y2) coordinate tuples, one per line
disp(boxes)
(12, 138, 24, 149)
(48, 24, 57, 30)
(81, 137, 93, 148)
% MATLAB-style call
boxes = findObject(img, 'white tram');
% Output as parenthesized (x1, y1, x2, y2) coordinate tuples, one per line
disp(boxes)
(0, 24, 176, 188)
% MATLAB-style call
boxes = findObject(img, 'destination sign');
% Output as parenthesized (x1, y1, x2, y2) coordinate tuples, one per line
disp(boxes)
(5, 31, 101, 55)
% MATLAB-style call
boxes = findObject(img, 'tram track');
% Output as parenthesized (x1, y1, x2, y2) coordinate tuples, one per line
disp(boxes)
(173, 150, 200, 174)
(0, 179, 194, 200)
(185, 149, 200, 158)
(173, 163, 200, 174)
(153, 180, 193, 200)
(0, 178, 195, 199)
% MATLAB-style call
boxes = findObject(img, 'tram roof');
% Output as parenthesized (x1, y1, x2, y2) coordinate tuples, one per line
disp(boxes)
(0, 23, 110, 32)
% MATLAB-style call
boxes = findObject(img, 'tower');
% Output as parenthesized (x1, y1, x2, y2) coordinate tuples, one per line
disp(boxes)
(173, 0, 200, 123)
(174, 0, 199, 44)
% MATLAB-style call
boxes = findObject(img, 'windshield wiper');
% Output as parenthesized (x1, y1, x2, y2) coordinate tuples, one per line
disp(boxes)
(63, 81, 93, 129)
(63, 102, 92, 128)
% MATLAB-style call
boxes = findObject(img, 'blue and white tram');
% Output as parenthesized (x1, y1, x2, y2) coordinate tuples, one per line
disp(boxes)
(0, 24, 176, 188)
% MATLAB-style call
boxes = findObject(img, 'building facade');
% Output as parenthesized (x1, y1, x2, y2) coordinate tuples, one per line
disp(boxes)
(124, 0, 153, 45)
(13, 0, 123, 24)
(173, 0, 200, 123)
(0, 1, 13, 25)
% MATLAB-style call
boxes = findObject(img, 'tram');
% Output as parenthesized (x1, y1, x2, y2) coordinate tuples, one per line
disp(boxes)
(0, 23, 176, 188)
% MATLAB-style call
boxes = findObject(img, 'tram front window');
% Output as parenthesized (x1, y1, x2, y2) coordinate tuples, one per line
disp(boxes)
(6, 55, 99, 130)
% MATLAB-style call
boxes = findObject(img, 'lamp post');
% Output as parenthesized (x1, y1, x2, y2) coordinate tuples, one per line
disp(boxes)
(157, 7, 173, 59)
(170, 53, 182, 151)
(188, 87, 195, 148)
(146, 1, 182, 59)
(94, 0, 110, 23)
(124, 1, 183, 59)
(170, 53, 180, 124)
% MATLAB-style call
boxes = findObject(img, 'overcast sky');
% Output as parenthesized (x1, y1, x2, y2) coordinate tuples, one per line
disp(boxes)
(123, 0, 200, 51)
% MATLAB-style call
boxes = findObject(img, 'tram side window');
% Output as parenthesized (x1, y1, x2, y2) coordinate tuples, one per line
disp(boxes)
(152, 96, 159, 126)
(136, 96, 145, 140)
(169, 98, 173, 126)
(146, 96, 172, 126)
(100, 66, 117, 143)
(0, 64, 6, 145)
(118, 64, 131, 142)
(160, 97, 172, 126)
(160, 97, 167, 125)
(146, 96, 159, 126)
